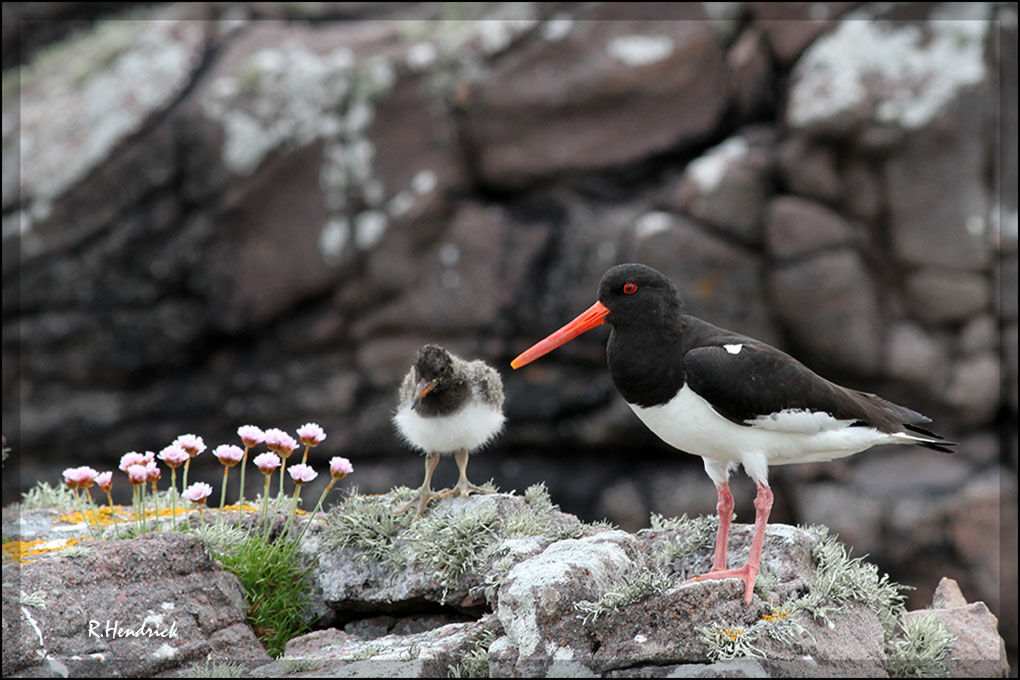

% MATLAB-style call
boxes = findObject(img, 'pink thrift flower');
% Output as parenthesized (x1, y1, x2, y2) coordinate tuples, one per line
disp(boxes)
(145, 461, 161, 483)
(214, 444, 245, 466)
(263, 428, 287, 452)
(119, 451, 147, 472)
(277, 433, 299, 459)
(158, 445, 190, 468)
(253, 452, 281, 475)
(127, 464, 149, 486)
(75, 466, 99, 489)
(288, 464, 317, 486)
(63, 467, 81, 490)
(141, 451, 156, 465)
(297, 423, 327, 447)
(96, 471, 114, 492)
(238, 425, 265, 448)
(182, 482, 213, 504)
(329, 457, 354, 480)
(174, 434, 206, 457)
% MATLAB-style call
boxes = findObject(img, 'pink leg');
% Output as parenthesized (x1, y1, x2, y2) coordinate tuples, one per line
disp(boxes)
(711, 482, 734, 572)
(685, 482, 774, 603)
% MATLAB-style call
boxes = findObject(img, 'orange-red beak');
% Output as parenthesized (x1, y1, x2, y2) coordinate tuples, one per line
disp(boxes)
(511, 300, 610, 369)
(412, 379, 438, 410)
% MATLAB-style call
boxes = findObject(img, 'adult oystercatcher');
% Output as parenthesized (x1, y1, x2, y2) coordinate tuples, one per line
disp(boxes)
(394, 344, 506, 516)
(511, 263, 954, 602)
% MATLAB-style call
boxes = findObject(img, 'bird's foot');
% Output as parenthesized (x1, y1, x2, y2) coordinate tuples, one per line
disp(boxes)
(683, 564, 759, 603)
(395, 487, 444, 517)
(437, 479, 498, 499)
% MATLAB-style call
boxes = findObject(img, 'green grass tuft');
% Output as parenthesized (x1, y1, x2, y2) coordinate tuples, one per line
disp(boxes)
(217, 533, 314, 657)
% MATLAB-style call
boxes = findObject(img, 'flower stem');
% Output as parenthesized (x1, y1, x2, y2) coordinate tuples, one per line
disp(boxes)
(261, 476, 272, 540)
(105, 490, 122, 539)
(301, 444, 311, 465)
(278, 459, 288, 499)
(133, 486, 143, 535)
(74, 488, 101, 540)
(280, 485, 303, 543)
(182, 458, 190, 493)
(151, 481, 160, 531)
(140, 483, 149, 533)
(218, 467, 230, 526)
(170, 468, 179, 531)
(295, 479, 336, 546)
(236, 445, 251, 525)
(83, 489, 106, 541)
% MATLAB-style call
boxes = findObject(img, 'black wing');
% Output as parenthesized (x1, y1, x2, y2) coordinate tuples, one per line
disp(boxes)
(684, 342, 920, 434)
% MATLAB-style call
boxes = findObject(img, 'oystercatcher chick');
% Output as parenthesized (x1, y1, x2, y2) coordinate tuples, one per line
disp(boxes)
(511, 263, 954, 602)
(393, 344, 505, 516)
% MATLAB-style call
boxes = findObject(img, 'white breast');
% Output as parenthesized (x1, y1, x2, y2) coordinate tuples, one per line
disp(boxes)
(393, 401, 505, 454)
(627, 384, 906, 479)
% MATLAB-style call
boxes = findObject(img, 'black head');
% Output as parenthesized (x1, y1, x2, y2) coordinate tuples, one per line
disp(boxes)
(413, 344, 455, 382)
(597, 263, 684, 329)
(410, 344, 469, 416)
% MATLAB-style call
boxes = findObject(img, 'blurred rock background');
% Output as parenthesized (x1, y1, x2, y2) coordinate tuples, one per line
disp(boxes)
(2, 1, 1016, 669)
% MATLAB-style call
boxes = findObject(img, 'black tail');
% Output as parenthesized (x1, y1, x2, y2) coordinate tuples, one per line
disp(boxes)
(904, 423, 956, 453)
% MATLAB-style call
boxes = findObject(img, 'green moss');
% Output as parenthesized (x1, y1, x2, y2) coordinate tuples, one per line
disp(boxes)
(886, 613, 954, 678)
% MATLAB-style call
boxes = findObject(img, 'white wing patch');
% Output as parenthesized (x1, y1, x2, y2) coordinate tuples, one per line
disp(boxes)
(628, 385, 900, 475)
(745, 408, 857, 434)
(723, 344, 743, 355)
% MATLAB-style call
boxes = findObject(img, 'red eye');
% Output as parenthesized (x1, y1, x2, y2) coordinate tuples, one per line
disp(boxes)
(623, 282, 638, 295)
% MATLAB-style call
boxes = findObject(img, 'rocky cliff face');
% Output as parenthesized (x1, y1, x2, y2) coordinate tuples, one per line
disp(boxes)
(2, 1, 1016, 667)
(1, 492, 1011, 677)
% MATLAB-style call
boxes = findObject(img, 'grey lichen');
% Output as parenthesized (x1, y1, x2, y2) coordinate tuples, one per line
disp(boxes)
(348, 643, 383, 661)
(447, 628, 497, 678)
(640, 511, 718, 569)
(793, 525, 908, 639)
(574, 567, 674, 625)
(886, 613, 955, 678)
(190, 521, 248, 559)
(322, 486, 417, 570)
(324, 483, 607, 605)
(276, 658, 321, 673)
(405, 504, 501, 599)
(19, 591, 48, 610)
(179, 655, 248, 678)
(698, 524, 912, 664)
(19, 481, 80, 512)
